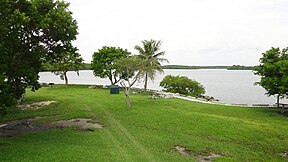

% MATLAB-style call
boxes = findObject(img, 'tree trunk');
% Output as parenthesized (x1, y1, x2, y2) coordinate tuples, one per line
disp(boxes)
(281, 104, 285, 114)
(125, 90, 131, 109)
(277, 94, 280, 108)
(144, 72, 148, 92)
(109, 76, 114, 85)
(64, 72, 68, 86)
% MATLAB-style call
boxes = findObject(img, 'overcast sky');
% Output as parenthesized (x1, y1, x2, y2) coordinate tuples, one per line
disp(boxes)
(66, 0, 288, 66)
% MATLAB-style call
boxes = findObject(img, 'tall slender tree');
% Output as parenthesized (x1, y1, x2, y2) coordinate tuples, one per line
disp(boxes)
(134, 39, 168, 92)
(115, 56, 144, 109)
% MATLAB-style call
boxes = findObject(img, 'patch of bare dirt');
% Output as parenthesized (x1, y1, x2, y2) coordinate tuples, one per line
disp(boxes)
(197, 153, 224, 162)
(174, 145, 223, 162)
(0, 118, 103, 138)
(280, 151, 288, 158)
(51, 118, 103, 130)
(18, 101, 56, 110)
(0, 118, 51, 138)
(175, 145, 192, 156)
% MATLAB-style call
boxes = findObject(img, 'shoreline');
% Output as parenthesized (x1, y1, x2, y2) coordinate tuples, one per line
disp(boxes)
(150, 91, 276, 108)
(42, 83, 277, 108)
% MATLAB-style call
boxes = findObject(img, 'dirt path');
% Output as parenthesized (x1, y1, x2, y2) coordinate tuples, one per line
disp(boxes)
(97, 103, 157, 162)
(104, 126, 133, 161)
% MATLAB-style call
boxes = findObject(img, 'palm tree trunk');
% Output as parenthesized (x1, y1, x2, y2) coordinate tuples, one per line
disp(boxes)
(144, 72, 148, 92)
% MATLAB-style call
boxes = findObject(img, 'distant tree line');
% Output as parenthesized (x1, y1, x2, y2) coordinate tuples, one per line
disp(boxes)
(46, 64, 255, 71)
(162, 65, 255, 70)
(227, 65, 255, 70)
(42, 63, 91, 72)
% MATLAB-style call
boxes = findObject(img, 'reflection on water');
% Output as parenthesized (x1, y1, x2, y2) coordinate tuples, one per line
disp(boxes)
(39, 69, 283, 105)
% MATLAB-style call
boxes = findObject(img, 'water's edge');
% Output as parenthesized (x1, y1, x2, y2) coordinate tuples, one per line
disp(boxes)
(39, 69, 282, 105)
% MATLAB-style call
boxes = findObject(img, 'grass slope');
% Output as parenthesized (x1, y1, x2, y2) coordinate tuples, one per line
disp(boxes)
(0, 85, 288, 161)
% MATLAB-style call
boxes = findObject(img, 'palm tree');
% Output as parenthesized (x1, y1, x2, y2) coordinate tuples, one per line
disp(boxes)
(134, 39, 168, 92)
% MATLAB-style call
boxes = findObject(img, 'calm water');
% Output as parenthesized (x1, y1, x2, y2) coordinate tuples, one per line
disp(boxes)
(39, 69, 282, 105)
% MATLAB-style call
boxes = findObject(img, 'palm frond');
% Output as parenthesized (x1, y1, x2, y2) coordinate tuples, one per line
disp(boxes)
(153, 40, 162, 53)
(158, 58, 169, 63)
(134, 45, 145, 55)
(134, 39, 167, 82)
(153, 51, 166, 58)
(137, 55, 147, 59)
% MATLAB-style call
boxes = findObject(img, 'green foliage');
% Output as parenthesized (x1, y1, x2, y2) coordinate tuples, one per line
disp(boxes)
(134, 39, 168, 91)
(42, 62, 90, 72)
(254, 47, 288, 100)
(91, 46, 131, 85)
(115, 56, 143, 81)
(82, 63, 92, 70)
(0, 0, 78, 114)
(160, 75, 205, 96)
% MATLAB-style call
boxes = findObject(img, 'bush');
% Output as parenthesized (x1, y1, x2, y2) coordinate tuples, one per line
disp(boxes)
(159, 75, 205, 96)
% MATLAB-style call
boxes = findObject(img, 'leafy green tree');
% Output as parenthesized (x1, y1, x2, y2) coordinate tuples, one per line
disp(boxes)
(254, 47, 288, 107)
(0, 0, 78, 115)
(134, 39, 168, 92)
(91, 46, 131, 85)
(115, 56, 144, 109)
(49, 46, 83, 85)
(160, 75, 205, 97)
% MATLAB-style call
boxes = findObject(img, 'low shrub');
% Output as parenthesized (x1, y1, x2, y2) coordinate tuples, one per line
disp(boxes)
(159, 75, 205, 96)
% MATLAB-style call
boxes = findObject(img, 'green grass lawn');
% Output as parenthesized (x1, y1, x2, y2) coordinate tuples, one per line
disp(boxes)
(1, 85, 288, 161)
